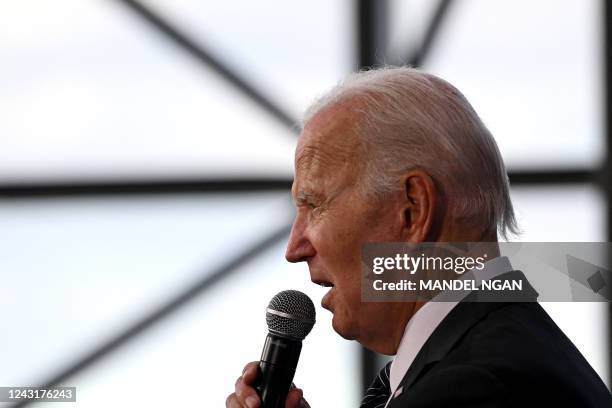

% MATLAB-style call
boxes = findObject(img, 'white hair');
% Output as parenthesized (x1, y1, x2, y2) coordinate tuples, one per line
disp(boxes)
(303, 66, 519, 240)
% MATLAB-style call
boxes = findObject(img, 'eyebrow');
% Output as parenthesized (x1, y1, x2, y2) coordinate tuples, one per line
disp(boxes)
(294, 190, 322, 205)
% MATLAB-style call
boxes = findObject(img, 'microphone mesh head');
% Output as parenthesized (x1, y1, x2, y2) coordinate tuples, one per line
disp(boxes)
(266, 290, 316, 340)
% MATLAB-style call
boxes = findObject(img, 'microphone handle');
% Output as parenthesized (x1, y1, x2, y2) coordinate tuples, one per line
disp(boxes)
(255, 333, 302, 408)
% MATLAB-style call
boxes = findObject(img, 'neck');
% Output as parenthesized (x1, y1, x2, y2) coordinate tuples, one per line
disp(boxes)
(362, 300, 427, 355)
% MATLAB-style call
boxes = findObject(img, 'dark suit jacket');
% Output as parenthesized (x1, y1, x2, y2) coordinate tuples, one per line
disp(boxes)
(387, 271, 612, 407)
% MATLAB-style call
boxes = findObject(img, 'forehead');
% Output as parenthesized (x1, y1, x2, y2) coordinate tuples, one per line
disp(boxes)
(293, 103, 364, 201)
(296, 100, 363, 175)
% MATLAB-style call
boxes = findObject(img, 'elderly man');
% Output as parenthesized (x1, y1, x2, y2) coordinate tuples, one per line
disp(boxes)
(226, 67, 611, 407)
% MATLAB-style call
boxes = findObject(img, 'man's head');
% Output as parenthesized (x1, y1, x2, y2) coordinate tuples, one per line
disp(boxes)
(285, 67, 517, 354)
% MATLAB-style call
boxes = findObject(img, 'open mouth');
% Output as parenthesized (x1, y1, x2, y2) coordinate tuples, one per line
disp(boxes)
(312, 279, 334, 288)
(319, 282, 335, 311)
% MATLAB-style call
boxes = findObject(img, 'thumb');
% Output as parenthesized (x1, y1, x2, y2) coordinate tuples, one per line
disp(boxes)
(285, 387, 304, 408)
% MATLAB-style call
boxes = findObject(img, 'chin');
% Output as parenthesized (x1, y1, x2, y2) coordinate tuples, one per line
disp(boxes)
(331, 313, 358, 340)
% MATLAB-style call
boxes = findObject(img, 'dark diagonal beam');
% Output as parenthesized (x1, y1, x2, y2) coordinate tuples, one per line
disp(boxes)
(406, 0, 454, 67)
(8, 222, 292, 408)
(114, 0, 298, 132)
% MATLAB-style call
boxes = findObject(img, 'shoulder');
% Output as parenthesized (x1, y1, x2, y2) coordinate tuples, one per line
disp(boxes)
(460, 302, 586, 367)
(430, 302, 610, 406)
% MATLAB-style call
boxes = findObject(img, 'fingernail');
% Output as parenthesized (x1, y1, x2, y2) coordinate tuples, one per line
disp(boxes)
(246, 395, 258, 408)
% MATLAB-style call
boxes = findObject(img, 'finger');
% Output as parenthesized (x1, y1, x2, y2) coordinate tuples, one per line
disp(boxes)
(225, 393, 244, 408)
(242, 361, 259, 375)
(242, 362, 260, 384)
(244, 395, 260, 408)
(285, 388, 303, 408)
(235, 378, 260, 408)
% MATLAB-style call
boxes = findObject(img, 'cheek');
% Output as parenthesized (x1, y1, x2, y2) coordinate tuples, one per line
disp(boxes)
(320, 228, 368, 292)
(313, 222, 363, 266)
(334, 272, 363, 318)
(331, 293, 362, 339)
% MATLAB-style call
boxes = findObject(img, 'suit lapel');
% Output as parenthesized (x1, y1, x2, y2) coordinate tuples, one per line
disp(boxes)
(394, 270, 538, 392)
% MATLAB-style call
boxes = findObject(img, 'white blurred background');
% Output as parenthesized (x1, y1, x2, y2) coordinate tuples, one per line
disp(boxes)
(0, 0, 609, 406)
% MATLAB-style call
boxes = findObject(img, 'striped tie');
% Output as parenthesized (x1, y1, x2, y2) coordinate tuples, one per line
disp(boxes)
(360, 361, 392, 408)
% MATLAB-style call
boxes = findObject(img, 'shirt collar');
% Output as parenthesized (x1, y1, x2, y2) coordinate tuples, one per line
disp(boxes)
(387, 255, 514, 398)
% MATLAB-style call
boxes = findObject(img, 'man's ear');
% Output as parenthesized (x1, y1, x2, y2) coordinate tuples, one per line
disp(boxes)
(400, 170, 437, 242)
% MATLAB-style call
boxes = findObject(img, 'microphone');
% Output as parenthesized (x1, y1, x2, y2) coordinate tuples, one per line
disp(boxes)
(255, 290, 316, 408)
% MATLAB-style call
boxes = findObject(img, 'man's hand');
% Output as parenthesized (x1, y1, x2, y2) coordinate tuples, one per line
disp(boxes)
(226, 361, 310, 408)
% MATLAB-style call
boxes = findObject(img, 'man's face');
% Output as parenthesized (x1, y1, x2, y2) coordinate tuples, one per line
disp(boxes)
(285, 104, 402, 345)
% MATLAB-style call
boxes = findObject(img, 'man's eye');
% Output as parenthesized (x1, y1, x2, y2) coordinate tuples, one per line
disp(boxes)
(310, 204, 324, 216)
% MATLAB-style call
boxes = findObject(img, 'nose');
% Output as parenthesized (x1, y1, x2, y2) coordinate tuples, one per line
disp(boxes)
(285, 213, 316, 263)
